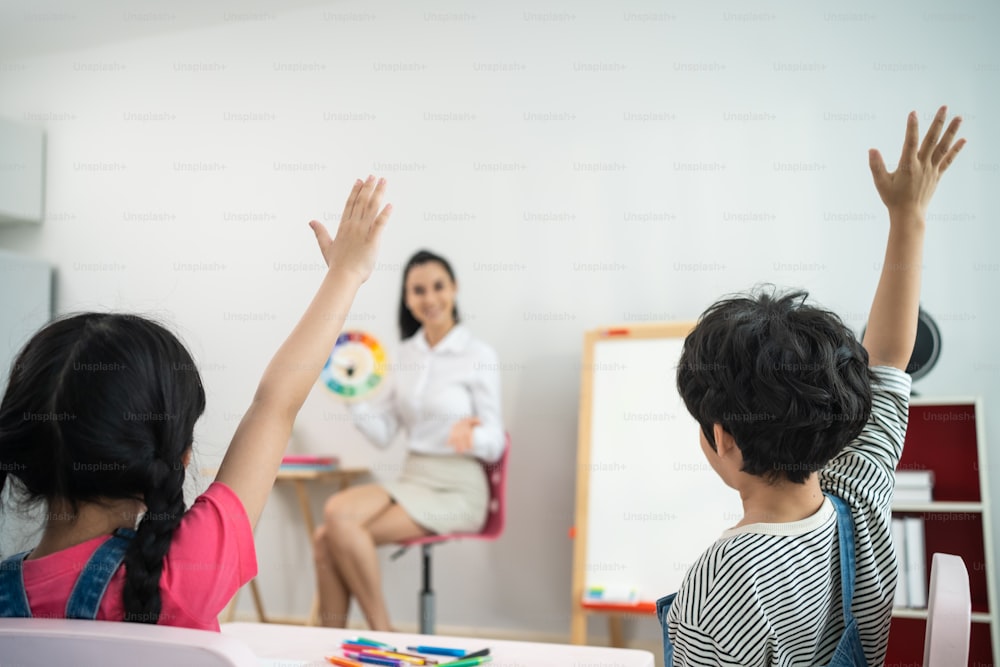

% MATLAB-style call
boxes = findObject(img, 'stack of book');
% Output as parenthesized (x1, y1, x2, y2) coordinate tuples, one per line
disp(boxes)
(892, 470, 934, 504)
(891, 516, 927, 609)
(280, 455, 339, 471)
(891, 470, 933, 609)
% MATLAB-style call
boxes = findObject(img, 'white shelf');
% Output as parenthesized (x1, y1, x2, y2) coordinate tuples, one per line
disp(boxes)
(888, 396, 995, 661)
(891, 501, 983, 513)
(893, 607, 991, 624)
(907, 396, 978, 407)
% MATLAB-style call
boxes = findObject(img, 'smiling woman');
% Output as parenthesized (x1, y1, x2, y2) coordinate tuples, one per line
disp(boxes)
(312, 249, 505, 632)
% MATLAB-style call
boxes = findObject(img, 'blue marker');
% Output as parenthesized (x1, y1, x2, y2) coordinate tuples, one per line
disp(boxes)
(345, 653, 402, 667)
(407, 646, 467, 658)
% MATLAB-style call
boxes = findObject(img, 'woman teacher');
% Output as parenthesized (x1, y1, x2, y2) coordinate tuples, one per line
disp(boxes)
(312, 249, 505, 630)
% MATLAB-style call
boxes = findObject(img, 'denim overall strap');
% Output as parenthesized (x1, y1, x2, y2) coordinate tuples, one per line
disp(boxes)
(822, 493, 869, 667)
(827, 494, 857, 625)
(656, 592, 678, 667)
(65, 528, 135, 620)
(0, 552, 34, 617)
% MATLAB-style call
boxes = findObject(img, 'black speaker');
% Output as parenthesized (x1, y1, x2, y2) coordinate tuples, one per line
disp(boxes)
(906, 308, 942, 380)
(860, 307, 941, 382)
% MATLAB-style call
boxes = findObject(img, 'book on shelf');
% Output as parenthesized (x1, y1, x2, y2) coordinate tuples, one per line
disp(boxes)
(890, 516, 928, 610)
(280, 455, 339, 470)
(892, 469, 934, 505)
(892, 487, 933, 503)
(891, 518, 909, 608)
(903, 516, 928, 608)
(894, 470, 934, 487)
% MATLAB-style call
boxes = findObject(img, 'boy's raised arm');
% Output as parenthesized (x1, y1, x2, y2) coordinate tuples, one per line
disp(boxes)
(863, 106, 965, 370)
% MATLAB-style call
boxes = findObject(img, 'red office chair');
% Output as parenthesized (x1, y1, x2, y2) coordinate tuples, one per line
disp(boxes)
(391, 433, 510, 634)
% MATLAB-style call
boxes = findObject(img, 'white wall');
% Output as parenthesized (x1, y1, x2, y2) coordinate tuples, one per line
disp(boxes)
(1, 0, 998, 647)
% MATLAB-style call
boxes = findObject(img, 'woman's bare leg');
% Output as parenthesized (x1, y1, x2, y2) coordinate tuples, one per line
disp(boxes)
(324, 491, 430, 630)
(312, 524, 350, 627)
(313, 484, 393, 627)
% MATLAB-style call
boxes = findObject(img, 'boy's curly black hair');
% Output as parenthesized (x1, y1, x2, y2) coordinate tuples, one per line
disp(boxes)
(677, 287, 875, 484)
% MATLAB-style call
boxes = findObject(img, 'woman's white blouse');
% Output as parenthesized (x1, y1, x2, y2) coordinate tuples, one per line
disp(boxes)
(348, 325, 505, 463)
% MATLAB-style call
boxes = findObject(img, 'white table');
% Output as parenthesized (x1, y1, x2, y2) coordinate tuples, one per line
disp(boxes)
(222, 622, 656, 667)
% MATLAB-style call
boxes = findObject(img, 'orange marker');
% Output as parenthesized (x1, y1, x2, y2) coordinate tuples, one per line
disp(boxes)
(327, 656, 365, 667)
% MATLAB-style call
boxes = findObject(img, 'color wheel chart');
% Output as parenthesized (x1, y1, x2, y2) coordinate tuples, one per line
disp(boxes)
(321, 331, 387, 400)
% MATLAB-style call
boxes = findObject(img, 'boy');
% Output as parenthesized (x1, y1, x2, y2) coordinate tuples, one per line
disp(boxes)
(660, 107, 965, 666)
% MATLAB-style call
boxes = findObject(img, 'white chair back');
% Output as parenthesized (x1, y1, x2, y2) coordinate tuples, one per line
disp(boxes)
(0, 617, 260, 667)
(923, 553, 971, 667)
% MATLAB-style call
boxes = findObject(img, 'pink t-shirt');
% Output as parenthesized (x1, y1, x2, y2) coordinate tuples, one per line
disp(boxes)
(21, 482, 257, 630)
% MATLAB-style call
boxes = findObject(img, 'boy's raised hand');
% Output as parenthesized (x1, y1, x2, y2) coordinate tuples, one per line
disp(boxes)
(310, 175, 392, 282)
(868, 106, 965, 220)
(862, 106, 967, 370)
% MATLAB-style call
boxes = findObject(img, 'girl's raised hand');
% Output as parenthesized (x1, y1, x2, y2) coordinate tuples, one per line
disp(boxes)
(217, 175, 392, 529)
(310, 175, 392, 283)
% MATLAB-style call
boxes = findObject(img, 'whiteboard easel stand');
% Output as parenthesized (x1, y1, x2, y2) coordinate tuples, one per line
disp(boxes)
(570, 322, 695, 647)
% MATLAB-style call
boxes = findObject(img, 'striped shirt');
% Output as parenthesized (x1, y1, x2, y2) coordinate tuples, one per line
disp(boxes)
(667, 366, 911, 666)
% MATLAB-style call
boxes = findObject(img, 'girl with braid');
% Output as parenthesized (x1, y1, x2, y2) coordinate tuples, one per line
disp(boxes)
(0, 176, 392, 629)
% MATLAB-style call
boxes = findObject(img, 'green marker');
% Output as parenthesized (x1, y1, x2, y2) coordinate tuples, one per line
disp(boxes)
(438, 657, 492, 667)
(355, 636, 396, 650)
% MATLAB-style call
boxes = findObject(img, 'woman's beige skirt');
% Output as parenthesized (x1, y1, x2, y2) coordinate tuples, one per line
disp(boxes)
(381, 453, 488, 535)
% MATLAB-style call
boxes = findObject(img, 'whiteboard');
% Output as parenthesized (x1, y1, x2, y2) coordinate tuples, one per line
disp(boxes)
(577, 329, 743, 605)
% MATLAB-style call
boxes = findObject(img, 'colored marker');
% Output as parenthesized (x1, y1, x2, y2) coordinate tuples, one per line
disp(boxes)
(326, 657, 365, 667)
(461, 649, 490, 659)
(362, 649, 434, 665)
(344, 652, 403, 667)
(344, 642, 388, 653)
(407, 646, 467, 658)
(437, 657, 492, 667)
(355, 637, 398, 650)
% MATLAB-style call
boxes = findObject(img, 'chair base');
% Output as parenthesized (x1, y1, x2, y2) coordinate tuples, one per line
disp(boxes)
(419, 545, 435, 635)
(419, 590, 434, 636)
